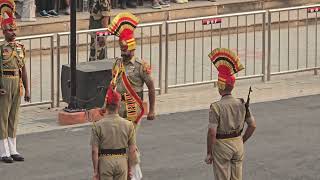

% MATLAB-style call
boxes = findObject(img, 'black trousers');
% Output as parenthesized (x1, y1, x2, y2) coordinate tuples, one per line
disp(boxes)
(39, 0, 56, 11)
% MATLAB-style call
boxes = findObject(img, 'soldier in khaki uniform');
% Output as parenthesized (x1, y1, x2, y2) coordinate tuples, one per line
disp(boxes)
(89, 0, 111, 61)
(205, 48, 256, 180)
(0, 1, 30, 163)
(107, 12, 156, 124)
(91, 86, 138, 180)
(106, 12, 155, 180)
(113, 56, 155, 123)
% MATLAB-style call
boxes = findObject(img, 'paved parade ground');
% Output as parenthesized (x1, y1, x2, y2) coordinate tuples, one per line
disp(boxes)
(1, 95, 320, 180)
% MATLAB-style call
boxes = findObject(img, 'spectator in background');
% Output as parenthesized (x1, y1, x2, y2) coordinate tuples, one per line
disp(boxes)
(174, 0, 185, 4)
(152, 0, 170, 9)
(119, 0, 137, 9)
(64, 0, 70, 15)
(88, 0, 110, 61)
(38, 0, 59, 17)
(15, 0, 36, 22)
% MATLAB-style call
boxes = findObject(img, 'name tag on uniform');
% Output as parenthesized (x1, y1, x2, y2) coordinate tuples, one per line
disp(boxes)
(127, 66, 135, 73)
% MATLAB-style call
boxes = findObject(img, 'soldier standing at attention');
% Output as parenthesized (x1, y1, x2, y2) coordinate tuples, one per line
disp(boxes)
(88, 0, 111, 61)
(205, 48, 256, 180)
(106, 12, 156, 180)
(91, 86, 138, 180)
(0, 0, 30, 163)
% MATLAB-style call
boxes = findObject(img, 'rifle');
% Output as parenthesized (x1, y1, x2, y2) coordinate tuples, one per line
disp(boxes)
(245, 86, 253, 115)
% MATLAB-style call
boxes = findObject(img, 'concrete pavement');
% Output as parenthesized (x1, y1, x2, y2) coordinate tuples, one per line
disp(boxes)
(2, 95, 320, 179)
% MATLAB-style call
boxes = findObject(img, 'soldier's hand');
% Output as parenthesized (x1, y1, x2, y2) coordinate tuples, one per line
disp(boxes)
(24, 90, 31, 102)
(93, 173, 100, 180)
(128, 168, 132, 180)
(205, 154, 213, 164)
(0, 89, 6, 95)
(147, 111, 155, 120)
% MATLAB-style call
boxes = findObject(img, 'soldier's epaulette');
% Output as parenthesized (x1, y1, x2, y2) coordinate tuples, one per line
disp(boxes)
(138, 59, 152, 74)
(210, 101, 220, 112)
(210, 101, 219, 107)
(135, 58, 142, 64)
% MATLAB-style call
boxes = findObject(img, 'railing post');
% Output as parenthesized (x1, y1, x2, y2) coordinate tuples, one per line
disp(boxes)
(262, 11, 266, 82)
(267, 10, 272, 81)
(315, 11, 318, 75)
(56, 34, 61, 107)
(165, 22, 169, 94)
(159, 23, 163, 95)
(50, 35, 55, 108)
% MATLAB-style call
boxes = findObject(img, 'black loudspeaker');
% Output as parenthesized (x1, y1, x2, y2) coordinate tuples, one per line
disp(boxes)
(61, 59, 114, 109)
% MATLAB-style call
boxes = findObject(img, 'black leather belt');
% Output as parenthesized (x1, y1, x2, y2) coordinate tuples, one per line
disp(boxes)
(216, 131, 242, 139)
(99, 148, 126, 156)
(2, 70, 19, 76)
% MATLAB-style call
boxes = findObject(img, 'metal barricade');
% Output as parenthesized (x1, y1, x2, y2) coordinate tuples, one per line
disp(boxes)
(56, 22, 163, 107)
(267, 4, 320, 80)
(1, 34, 55, 107)
(8, 4, 320, 108)
(165, 10, 266, 93)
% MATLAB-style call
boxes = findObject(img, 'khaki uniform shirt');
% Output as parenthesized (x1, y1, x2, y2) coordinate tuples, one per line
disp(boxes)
(115, 57, 152, 94)
(209, 95, 254, 134)
(0, 41, 25, 89)
(1, 41, 25, 70)
(91, 114, 136, 149)
(89, 0, 111, 20)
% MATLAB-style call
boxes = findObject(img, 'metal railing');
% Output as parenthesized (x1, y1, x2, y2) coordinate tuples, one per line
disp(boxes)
(267, 4, 320, 80)
(56, 22, 163, 107)
(2, 4, 319, 108)
(1, 34, 55, 107)
(165, 10, 266, 93)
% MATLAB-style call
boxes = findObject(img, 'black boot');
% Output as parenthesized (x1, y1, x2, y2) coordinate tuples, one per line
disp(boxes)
(120, 0, 127, 9)
(11, 154, 24, 161)
(1, 156, 13, 163)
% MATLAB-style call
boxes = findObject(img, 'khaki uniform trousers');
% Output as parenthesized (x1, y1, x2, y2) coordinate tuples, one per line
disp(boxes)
(212, 137, 244, 180)
(0, 77, 21, 139)
(99, 156, 128, 180)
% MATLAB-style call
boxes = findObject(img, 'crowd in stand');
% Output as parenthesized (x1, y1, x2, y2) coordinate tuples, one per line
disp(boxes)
(14, 0, 216, 22)
(15, 0, 70, 21)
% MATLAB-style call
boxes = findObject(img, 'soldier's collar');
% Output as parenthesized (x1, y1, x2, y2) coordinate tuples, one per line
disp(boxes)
(105, 113, 120, 119)
(221, 94, 233, 99)
(123, 56, 135, 65)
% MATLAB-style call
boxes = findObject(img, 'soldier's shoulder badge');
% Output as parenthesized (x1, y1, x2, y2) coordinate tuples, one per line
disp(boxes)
(210, 101, 219, 109)
(141, 60, 151, 74)
(2, 46, 13, 58)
